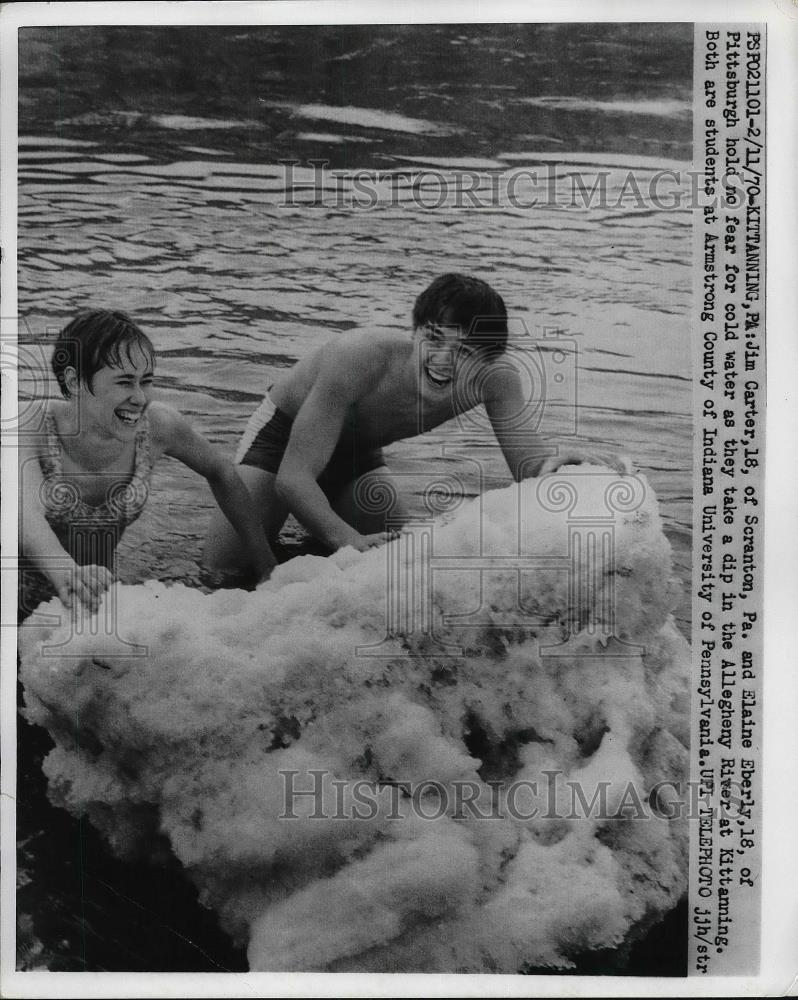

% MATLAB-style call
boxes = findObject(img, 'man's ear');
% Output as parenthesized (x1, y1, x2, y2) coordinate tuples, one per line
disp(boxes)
(63, 366, 80, 396)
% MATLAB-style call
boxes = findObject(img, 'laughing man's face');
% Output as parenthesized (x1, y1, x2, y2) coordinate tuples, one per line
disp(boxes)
(417, 313, 478, 393)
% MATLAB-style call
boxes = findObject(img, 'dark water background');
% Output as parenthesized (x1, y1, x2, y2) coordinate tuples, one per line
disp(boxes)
(17, 23, 693, 973)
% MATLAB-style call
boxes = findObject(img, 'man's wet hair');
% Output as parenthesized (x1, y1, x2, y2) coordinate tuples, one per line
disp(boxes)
(52, 310, 156, 398)
(412, 273, 508, 357)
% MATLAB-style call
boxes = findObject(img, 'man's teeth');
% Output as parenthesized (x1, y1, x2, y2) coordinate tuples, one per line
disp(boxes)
(426, 367, 451, 386)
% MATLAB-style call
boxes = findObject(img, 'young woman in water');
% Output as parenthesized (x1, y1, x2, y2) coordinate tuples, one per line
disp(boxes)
(19, 310, 275, 613)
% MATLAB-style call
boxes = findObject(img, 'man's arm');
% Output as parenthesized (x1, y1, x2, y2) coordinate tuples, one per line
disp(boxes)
(483, 362, 628, 480)
(275, 345, 391, 551)
(482, 364, 552, 480)
(153, 403, 276, 579)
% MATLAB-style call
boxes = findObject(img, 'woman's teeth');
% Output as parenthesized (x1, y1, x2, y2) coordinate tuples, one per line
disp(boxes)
(115, 409, 140, 425)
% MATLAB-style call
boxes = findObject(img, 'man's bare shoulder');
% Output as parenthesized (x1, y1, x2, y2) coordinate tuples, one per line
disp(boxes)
(276, 329, 410, 415)
(476, 353, 523, 401)
(315, 330, 408, 390)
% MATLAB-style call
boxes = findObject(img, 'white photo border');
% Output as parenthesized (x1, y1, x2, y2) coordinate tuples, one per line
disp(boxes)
(1, 2, 795, 997)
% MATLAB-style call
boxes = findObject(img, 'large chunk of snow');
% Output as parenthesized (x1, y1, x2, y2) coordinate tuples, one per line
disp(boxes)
(19, 469, 689, 971)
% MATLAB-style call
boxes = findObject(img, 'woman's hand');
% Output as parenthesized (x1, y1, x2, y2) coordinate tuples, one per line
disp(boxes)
(47, 562, 114, 613)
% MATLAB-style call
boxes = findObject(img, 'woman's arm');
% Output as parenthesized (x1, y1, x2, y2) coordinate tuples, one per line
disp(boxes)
(151, 403, 276, 579)
(18, 442, 113, 611)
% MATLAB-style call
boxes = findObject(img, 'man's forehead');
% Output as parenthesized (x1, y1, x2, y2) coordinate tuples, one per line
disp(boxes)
(424, 325, 481, 361)
(429, 315, 467, 340)
(434, 306, 461, 329)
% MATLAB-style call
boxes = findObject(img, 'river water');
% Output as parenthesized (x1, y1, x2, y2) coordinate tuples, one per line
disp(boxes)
(16, 23, 693, 972)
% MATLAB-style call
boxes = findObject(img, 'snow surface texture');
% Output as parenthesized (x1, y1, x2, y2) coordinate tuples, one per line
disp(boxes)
(20, 468, 690, 972)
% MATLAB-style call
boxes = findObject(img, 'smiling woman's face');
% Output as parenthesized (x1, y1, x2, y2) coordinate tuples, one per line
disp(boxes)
(71, 344, 155, 441)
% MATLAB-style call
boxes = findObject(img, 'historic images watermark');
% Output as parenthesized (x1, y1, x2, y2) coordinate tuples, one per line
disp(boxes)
(277, 768, 754, 824)
(277, 160, 752, 214)
(353, 466, 647, 659)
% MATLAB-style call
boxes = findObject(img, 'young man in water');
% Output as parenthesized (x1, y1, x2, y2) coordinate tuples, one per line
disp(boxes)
(203, 273, 618, 575)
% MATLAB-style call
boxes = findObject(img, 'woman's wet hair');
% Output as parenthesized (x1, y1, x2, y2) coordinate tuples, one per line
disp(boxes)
(412, 274, 508, 357)
(52, 310, 156, 398)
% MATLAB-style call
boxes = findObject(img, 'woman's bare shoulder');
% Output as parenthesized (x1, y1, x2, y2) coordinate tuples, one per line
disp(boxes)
(145, 400, 184, 447)
(18, 397, 61, 458)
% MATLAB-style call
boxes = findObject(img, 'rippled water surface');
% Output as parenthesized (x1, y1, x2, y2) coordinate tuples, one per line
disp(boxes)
(16, 23, 694, 971)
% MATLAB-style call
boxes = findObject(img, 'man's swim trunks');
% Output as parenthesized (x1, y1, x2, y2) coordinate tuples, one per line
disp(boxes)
(235, 390, 386, 499)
